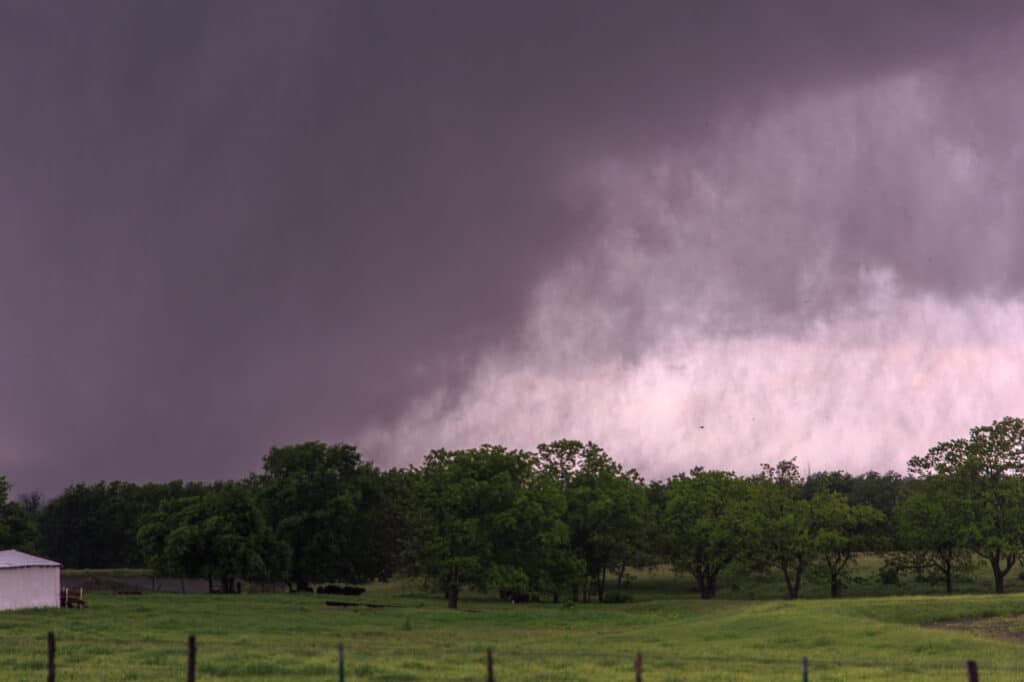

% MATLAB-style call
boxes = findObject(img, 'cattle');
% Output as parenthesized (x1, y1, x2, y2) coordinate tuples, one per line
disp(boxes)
(498, 590, 532, 603)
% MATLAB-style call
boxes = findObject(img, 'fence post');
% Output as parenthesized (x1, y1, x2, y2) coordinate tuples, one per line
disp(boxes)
(802, 656, 808, 682)
(338, 643, 344, 682)
(634, 652, 643, 681)
(187, 635, 196, 682)
(47, 631, 55, 682)
(966, 660, 979, 682)
(486, 648, 494, 682)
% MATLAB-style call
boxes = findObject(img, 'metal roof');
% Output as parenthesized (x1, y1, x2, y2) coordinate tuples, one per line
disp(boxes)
(0, 550, 61, 569)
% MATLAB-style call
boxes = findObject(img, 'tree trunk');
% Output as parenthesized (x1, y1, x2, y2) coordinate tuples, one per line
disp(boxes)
(695, 569, 716, 599)
(446, 586, 459, 609)
(944, 563, 953, 595)
(829, 552, 851, 598)
(987, 551, 1016, 595)
(992, 558, 1005, 594)
(828, 560, 842, 598)
(781, 565, 796, 599)
(598, 566, 607, 603)
(782, 562, 803, 599)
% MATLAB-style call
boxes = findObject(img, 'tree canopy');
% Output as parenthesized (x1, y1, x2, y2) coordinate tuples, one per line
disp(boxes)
(908, 417, 1024, 593)
(9, 416, 1024, 603)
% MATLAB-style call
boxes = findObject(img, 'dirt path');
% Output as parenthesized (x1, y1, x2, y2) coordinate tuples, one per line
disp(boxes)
(924, 614, 1024, 641)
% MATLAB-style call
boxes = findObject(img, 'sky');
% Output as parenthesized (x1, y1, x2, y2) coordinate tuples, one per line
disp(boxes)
(3, 1, 1024, 496)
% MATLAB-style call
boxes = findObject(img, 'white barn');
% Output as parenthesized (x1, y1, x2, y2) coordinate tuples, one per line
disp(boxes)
(0, 550, 61, 610)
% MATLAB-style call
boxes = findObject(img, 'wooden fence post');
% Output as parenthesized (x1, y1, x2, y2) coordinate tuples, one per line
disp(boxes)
(634, 652, 643, 681)
(966, 660, 979, 682)
(47, 631, 55, 682)
(802, 656, 808, 682)
(187, 635, 196, 682)
(338, 643, 344, 682)
(486, 648, 494, 682)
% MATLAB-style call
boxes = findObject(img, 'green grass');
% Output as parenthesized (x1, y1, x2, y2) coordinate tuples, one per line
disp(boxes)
(5, 567, 1024, 680)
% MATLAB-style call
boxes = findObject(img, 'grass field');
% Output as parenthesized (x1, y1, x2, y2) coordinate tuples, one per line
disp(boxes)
(5, 565, 1024, 680)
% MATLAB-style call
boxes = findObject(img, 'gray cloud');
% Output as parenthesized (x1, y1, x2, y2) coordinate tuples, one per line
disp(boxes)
(0, 2, 1022, 493)
(362, 64, 1024, 477)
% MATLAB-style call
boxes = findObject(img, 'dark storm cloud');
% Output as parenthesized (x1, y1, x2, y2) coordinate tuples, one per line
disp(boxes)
(1, 1, 1021, 493)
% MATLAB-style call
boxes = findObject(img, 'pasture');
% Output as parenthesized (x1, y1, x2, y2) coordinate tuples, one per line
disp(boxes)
(4, 567, 1024, 680)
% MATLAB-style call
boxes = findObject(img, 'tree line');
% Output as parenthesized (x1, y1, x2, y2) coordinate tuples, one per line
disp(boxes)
(1, 417, 1022, 606)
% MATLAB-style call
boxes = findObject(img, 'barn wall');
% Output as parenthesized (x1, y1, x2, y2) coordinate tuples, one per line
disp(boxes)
(0, 566, 60, 610)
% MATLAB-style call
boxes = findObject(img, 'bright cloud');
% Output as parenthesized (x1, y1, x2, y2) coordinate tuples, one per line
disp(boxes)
(359, 68, 1024, 480)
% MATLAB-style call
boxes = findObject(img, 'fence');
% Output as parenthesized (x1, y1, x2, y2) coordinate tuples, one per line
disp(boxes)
(38, 631, 991, 680)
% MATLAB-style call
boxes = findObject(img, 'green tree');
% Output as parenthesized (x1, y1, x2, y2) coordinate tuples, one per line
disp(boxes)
(751, 461, 886, 599)
(357, 467, 413, 581)
(894, 475, 973, 594)
(406, 445, 552, 608)
(809, 490, 884, 597)
(0, 477, 37, 552)
(538, 440, 648, 602)
(805, 470, 905, 550)
(39, 480, 203, 568)
(259, 442, 395, 589)
(137, 482, 288, 592)
(662, 469, 752, 598)
(39, 482, 122, 567)
(496, 470, 578, 602)
(908, 416, 1024, 594)
(750, 461, 813, 599)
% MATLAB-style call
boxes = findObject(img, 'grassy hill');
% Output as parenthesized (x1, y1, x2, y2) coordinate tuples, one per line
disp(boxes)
(4, 566, 1024, 680)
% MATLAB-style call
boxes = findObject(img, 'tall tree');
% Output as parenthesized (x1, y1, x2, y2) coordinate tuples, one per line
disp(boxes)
(749, 461, 814, 599)
(805, 470, 905, 550)
(751, 461, 886, 598)
(809, 490, 885, 597)
(39, 480, 203, 568)
(908, 417, 1024, 594)
(494, 470, 577, 602)
(662, 469, 752, 598)
(259, 442, 394, 589)
(538, 440, 648, 602)
(406, 445, 555, 608)
(0, 477, 38, 552)
(894, 475, 973, 594)
(138, 482, 288, 591)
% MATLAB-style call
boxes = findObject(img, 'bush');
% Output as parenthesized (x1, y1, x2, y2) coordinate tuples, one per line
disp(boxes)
(878, 563, 901, 586)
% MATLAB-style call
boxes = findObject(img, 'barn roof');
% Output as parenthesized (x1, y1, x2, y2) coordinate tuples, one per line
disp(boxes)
(0, 550, 61, 569)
